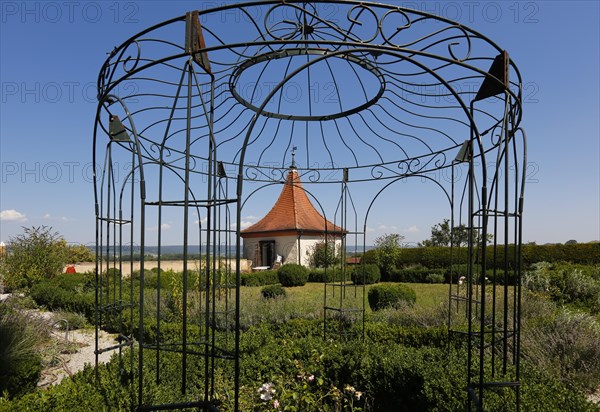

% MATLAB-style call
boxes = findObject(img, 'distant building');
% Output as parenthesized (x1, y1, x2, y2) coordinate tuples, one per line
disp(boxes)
(241, 165, 345, 268)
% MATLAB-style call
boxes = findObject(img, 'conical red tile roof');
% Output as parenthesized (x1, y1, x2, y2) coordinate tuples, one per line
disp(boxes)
(241, 169, 345, 238)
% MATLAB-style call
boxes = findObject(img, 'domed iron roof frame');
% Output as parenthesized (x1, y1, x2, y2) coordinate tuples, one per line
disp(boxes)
(93, 2, 528, 410)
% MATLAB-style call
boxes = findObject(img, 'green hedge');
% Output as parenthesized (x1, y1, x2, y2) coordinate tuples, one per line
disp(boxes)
(394, 243, 600, 269)
(446, 264, 517, 285)
(241, 270, 279, 286)
(307, 268, 349, 283)
(29, 273, 95, 318)
(389, 266, 446, 283)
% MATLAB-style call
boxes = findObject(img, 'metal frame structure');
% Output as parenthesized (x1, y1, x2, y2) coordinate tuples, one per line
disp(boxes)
(93, 2, 527, 410)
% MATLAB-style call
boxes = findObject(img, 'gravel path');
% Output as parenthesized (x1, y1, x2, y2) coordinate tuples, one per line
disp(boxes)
(9, 306, 120, 388)
(38, 327, 118, 388)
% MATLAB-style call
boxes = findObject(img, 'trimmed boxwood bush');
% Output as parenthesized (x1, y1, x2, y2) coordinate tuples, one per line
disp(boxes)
(261, 284, 286, 299)
(351, 264, 381, 285)
(277, 264, 309, 287)
(368, 284, 416, 311)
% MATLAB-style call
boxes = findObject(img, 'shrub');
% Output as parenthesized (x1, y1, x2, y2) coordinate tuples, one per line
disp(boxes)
(351, 264, 381, 285)
(307, 240, 340, 268)
(241, 270, 279, 286)
(278, 264, 309, 287)
(52, 311, 89, 330)
(0, 226, 69, 290)
(0, 306, 46, 398)
(2, 294, 38, 310)
(30, 274, 95, 319)
(66, 244, 94, 263)
(308, 268, 348, 283)
(524, 262, 600, 312)
(522, 307, 600, 393)
(261, 284, 286, 299)
(425, 272, 445, 284)
(368, 284, 416, 311)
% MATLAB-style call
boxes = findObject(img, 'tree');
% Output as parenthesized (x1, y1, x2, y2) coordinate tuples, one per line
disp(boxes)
(0, 226, 68, 291)
(374, 233, 404, 277)
(66, 244, 94, 263)
(565, 239, 578, 245)
(308, 240, 340, 268)
(419, 219, 491, 247)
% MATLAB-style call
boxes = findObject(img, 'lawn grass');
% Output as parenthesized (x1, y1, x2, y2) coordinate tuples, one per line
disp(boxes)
(238, 282, 449, 325)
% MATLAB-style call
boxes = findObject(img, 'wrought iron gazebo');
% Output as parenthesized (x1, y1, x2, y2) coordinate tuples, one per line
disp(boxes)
(93, 2, 527, 410)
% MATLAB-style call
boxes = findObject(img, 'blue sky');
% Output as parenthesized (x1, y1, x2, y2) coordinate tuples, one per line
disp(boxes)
(1, 1, 598, 246)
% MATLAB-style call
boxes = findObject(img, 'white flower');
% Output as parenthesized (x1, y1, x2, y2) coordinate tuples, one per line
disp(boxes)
(355, 391, 363, 400)
(273, 399, 280, 409)
(258, 382, 276, 401)
(308, 374, 315, 382)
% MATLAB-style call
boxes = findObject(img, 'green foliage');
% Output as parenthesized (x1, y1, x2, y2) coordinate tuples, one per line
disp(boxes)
(372, 233, 403, 278)
(308, 267, 348, 283)
(29, 273, 95, 319)
(278, 264, 309, 287)
(364, 323, 447, 347)
(0, 226, 69, 291)
(1, 265, 598, 411)
(360, 249, 378, 265)
(396, 243, 600, 269)
(52, 311, 89, 330)
(241, 270, 279, 286)
(351, 264, 381, 285)
(261, 284, 286, 299)
(368, 284, 416, 311)
(0, 306, 46, 398)
(66, 244, 94, 263)
(523, 262, 600, 312)
(520, 361, 597, 412)
(424, 273, 445, 284)
(368, 302, 449, 329)
(522, 295, 600, 393)
(308, 240, 341, 268)
(522, 242, 600, 265)
(1, 297, 597, 411)
(388, 265, 445, 283)
(1, 294, 39, 310)
(420, 219, 461, 247)
(139, 268, 177, 289)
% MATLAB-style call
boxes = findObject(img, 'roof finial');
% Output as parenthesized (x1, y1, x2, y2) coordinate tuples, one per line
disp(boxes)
(290, 146, 298, 169)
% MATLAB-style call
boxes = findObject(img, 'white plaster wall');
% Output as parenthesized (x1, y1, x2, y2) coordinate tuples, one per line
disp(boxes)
(242, 236, 342, 267)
